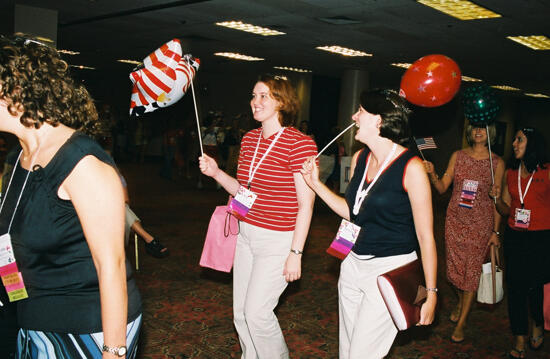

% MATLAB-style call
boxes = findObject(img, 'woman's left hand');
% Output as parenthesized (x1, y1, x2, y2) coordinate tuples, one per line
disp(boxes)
(418, 294, 437, 325)
(487, 232, 500, 248)
(283, 253, 302, 282)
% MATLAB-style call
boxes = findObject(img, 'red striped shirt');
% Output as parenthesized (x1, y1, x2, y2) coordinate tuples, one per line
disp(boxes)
(237, 127, 317, 231)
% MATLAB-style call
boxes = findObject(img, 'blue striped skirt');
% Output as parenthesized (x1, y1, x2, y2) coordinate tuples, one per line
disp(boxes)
(16, 314, 141, 359)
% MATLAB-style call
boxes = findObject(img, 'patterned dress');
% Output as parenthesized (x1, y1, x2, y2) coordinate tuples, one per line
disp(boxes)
(445, 150, 499, 291)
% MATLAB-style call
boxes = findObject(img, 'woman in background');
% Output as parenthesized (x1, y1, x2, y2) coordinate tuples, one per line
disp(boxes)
(0, 34, 141, 359)
(424, 123, 504, 343)
(199, 74, 317, 358)
(301, 89, 437, 359)
(491, 127, 550, 359)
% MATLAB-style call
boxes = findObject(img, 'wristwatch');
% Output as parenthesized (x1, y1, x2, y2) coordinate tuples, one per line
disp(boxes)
(102, 344, 127, 357)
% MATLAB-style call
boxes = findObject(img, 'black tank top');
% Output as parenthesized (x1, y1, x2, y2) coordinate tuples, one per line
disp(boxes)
(345, 147, 419, 257)
(0, 132, 141, 333)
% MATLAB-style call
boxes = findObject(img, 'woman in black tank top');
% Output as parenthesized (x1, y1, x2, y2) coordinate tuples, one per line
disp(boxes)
(301, 89, 438, 359)
(0, 34, 141, 358)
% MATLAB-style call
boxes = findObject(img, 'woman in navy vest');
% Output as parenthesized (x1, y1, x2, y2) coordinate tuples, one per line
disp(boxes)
(301, 89, 437, 359)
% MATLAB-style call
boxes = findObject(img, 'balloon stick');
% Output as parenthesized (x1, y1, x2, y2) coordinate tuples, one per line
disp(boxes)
(486, 124, 496, 203)
(188, 59, 204, 157)
(316, 122, 355, 159)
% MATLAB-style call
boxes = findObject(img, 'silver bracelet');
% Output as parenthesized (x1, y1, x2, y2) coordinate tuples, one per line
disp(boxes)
(425, 287, 438, 293)
(290, 249, 303, 255)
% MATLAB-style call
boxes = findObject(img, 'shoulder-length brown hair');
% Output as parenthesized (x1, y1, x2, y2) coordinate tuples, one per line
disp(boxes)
(256, 74, 300, 127)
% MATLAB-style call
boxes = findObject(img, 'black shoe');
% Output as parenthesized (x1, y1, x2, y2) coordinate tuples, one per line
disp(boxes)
(145, 238, 169, 258)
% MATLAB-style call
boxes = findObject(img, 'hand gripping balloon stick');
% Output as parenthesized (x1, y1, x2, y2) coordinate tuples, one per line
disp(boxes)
(316, 122, 356, 159)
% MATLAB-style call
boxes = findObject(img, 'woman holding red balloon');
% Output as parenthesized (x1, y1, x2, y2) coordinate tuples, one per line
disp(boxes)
(424, 122, 504, 343)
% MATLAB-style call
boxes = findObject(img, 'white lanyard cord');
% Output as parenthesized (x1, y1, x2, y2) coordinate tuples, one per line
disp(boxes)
(518, 162, 535, 207)
(247, 127, 285, 187)
(353, 143, 397, 215)
(0, 150, 40, 234)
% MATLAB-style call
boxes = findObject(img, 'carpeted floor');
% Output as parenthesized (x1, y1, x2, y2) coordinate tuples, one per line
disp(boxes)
(121, 161, 550, 359)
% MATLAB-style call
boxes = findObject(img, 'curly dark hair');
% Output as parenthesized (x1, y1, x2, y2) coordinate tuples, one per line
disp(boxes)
(510, 127, 548, 172)
(0, 34, 99, 136)
(360, 89, 412, 145)
(256, 74, 300, 127)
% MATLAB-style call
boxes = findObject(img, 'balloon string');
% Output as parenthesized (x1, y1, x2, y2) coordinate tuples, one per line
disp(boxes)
(316, 122, 355, 159)
(188, 59, 203, 157)
(486, 124, 496, 204)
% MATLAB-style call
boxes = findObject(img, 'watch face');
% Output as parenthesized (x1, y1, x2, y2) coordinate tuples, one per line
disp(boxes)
(117, 346, 127, 356)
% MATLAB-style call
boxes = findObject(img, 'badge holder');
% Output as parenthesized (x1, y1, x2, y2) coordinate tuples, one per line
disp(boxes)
(227, 185, 257, 221)
(459, 179, 478, 209)
(326, 219, 361, 260)
(514, 208, 531, 229)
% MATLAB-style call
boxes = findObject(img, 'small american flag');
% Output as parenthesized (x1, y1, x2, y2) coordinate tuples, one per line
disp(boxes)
(415, 137, 437, 150)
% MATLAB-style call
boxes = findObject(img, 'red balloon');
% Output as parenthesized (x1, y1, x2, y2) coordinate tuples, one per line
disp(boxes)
(399, 54, 461, 107)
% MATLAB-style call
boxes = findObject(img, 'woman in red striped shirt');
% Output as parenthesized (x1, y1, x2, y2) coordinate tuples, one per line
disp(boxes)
(199, 74, 317, 358)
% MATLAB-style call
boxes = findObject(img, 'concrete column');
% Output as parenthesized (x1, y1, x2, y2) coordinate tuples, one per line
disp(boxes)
(337, 69, 369, 154)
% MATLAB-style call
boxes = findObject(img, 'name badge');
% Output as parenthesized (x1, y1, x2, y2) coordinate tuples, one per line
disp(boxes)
(326, 219, 361, 260)
(228, 186, 257, 220)
(0, 233, 29, 302)
(514, 208, 531, 229)
(459, 179, 478, 209)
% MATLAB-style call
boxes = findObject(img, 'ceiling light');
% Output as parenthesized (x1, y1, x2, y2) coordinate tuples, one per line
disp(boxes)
(316, 46, 372, 57)
(214, 52, 264, 61)
(417, 0, 501, 20)
(390, 63, 411, 69)
(117, 59, 142, 65)
(216, 21, 285, 36)
(506, 35, 550, 50)
(70, 64, 95, 70)
(461, 75, 482, 82)
(524, 93, 550, 98)
(35, 36, 55, 43)
(491, 85, 520, 91)
(273, 66, 312, 73)
(58, 49, 80, 55)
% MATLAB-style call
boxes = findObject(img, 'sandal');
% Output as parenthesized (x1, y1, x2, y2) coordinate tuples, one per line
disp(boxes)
(145, 238, 169, 258)
(529, 334, 544, 351)
(508, 348, 526, 359)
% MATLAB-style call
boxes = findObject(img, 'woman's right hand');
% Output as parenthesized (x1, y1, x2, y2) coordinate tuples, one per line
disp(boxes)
(423, 160, 435, 175)
(300, 156, 320, 189)
(489, 184, 501, 200)
(199, 153, 219, 178)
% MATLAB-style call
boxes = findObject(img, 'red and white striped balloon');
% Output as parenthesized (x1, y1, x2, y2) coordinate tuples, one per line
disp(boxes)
(129, 39, 200, 116)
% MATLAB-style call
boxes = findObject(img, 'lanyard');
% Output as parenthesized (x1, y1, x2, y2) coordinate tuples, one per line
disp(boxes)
(353, 143, 397, 215)
(0, 150, 39, 234)
(517, 162, 535, 207)
(247, 127, 285, 188)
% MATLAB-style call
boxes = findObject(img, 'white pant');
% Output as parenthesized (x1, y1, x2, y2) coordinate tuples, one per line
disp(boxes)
(338, 251, 417, 359)
(233, 221, 293, 359)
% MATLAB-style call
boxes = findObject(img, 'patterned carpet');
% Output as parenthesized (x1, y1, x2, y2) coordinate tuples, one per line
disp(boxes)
(121, 161, 550, 359)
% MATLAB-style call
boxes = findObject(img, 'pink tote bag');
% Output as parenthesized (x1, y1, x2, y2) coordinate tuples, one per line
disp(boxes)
(199, 205, 239, 272)
(544, 283, 550, 330)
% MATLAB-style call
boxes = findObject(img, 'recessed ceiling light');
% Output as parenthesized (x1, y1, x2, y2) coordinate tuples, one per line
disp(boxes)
(214, 52, 264, 61)
(273, 66, 312, 73)
(524, 93, 550, 98)
(70, 64, 95, 70)
(58, 49, 80, 55)
(316, 45, 372, 57)
(461, 76, 482, 82)
(417, 0, 501, 20)
(506, 35, 550, 50)
(491, 85, 520, 91)
(390, 63, 412, 69)
(216, 21, 285, 36)
(117, 59, 142, 65)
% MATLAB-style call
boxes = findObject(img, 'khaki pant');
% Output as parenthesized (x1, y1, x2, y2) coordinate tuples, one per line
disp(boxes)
(338, 251, 417, 359)
(233, 221, 293, 359)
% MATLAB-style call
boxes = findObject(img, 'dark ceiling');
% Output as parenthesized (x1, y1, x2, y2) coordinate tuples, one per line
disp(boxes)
(11, 0, 550, 97)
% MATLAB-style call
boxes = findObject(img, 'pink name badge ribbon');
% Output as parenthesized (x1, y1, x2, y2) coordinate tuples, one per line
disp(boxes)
(459, 179, 478, 209)
(326, 219, 361, 260)
(228, 186, 257, 221)
(0, 233, 29, 302)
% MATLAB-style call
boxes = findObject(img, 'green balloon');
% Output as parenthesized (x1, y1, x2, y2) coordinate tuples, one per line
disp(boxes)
(462, 84, 500, 125)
